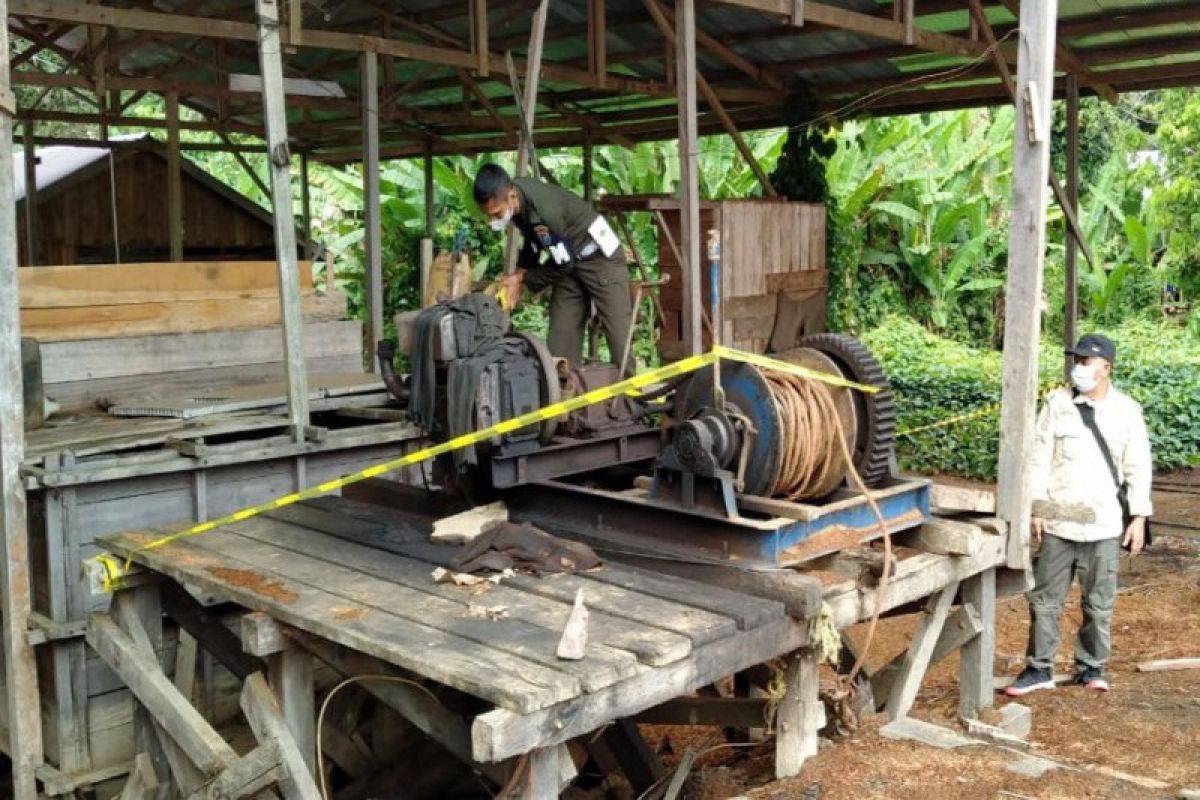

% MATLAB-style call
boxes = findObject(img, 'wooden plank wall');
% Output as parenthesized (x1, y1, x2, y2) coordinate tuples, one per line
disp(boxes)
(657, 200, 826, 358)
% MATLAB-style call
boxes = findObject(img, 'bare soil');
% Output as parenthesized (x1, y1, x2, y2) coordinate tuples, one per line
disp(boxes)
(641, 472, 1200, 800)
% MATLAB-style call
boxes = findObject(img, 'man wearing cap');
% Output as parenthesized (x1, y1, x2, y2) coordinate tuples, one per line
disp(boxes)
(1006, 333, 1153, 696)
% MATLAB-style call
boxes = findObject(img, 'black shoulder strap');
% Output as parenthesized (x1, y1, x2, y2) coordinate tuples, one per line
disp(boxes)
(1073, 399, 1121, 489)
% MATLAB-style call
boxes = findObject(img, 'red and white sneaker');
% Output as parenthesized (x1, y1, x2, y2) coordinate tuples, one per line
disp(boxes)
(1074, 667, 1110, 692)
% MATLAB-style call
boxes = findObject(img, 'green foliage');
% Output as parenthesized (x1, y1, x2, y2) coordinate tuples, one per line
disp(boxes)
(863, 316, 1200, 479)
(770, 85, 836, 203)
(1140, 88, 1200, 298)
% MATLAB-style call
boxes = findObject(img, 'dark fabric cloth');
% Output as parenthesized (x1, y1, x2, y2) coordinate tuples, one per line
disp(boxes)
(446, 337, 530, 468)
(407, 293, 508, 436)
(451, 520, 603, 575)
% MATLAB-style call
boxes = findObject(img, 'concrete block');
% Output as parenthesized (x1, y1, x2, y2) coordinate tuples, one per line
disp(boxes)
(999, 702, 1032, 740)
(880, 717, 976, 749)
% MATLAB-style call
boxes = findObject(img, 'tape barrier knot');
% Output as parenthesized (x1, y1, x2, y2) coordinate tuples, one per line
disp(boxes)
(90, 345, 883, 591)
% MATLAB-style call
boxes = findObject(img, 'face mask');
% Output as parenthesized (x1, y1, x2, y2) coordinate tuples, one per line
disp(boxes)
(488, 205, 514, 232)
(1071, 363, 1099, 393)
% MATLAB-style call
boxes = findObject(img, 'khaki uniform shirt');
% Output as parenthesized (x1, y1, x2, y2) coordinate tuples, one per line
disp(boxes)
(1029, 386, 1153, 542)
(512, 177, 624, 292)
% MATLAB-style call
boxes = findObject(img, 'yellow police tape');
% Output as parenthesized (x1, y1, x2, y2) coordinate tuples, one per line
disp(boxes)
(96, 346, 881, 591)
(895, 380, 1061, 438)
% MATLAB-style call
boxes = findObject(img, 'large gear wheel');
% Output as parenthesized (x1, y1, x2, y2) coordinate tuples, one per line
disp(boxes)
(793, 333, 896, 487)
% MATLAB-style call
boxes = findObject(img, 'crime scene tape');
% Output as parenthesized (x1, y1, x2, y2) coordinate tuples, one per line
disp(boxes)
(95, 346, 882, 590)
(896, 380, 1062, 438)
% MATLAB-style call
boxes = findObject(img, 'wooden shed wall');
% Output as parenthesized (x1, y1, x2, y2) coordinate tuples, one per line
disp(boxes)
(18, 150, 278, 266)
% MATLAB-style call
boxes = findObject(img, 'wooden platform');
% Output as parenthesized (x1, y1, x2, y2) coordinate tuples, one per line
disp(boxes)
(99, 496, 809, 765)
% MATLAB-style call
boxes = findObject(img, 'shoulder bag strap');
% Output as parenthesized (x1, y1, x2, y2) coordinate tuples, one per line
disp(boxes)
(1073, 400, 1121, 490)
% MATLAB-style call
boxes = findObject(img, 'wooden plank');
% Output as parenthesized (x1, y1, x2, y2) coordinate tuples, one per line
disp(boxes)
(101, 530, 578, 713)
(774, 648, 820, 778)
(205, 522, 640, 691)
(118, 752, 161, 800)
(521, 747, 559, 799)
(86, 613, 237, 775)
(959, 569, 995, 719)
(251, 505, 693, 667)
(18, 261, 314, 304)
(929, 482, 995, 514)
(1136, 658, 1200, 672)
(472, 615, 809, 762)
(1064, 72, 1079, 379)
(634, 696, 767, 728)
(241, 673, 321, 800)
(267, 648, 315, 777)
(870, 603, 982, 711)
(0, 36, 42, 796)
(256, 0, 310, 436)
(173, 629, 199, 703)
(241, 611, 288, 657)
(22, 292, 346, 342)
(902, 518, 984, 557)
(166, 91, 183, 262)
(765, 271, 827, 294)
(38, 320, 362, 384)
(184, 742, 284, 800)
(675, 0, 701, 355)
(162, 582, 266, 680)
(884, 582, 957, 720)
(360, 51, 383, 372)
(996, 0, 1058, 570)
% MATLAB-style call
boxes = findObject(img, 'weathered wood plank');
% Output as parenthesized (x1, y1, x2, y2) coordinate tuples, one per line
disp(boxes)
(184, 741, 284, 800)
(901, 518, 984, 557)
(885, 583, 957, 721)
(472, 616, 808, 762)
(101, 531, 574, 713)
(118, 752, 161, 800)
(959, 568, 996, 720)
(267, 649, 315, 779)
(206, 523, 639, 692)
(162, 582, 265, 680)
(241, 673, 322, 800)
(871, 603, 982, 711)
(86, 613, 236, 775)
(18, 261, 313, 304)
(775, 648, 820, 778)
(248, 509, 692, 667)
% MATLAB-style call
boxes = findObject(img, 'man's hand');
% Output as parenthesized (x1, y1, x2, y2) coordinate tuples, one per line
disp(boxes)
(1123, 516, 1146, 556)
(1030, 516, 1045, 545)
(497, 269, 526, 310)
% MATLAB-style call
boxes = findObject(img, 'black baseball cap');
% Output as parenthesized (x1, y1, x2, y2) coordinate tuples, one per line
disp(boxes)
(1067, 333, 1116, 364)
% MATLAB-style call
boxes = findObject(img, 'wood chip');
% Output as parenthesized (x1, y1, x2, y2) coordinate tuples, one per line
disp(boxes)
(556, 589, 589, 661)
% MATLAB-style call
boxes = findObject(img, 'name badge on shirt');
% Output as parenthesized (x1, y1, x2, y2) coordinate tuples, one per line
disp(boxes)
(587, 215, 621, 258)
(533, 224, 574, 266)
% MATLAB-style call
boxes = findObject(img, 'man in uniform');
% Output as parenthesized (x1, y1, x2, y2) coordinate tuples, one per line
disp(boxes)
(474, 164, 633, 372)
(1006, 333, 1152, 696)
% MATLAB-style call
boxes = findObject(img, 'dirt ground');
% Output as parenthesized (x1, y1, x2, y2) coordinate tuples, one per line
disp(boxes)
(641, 471, 1200, 800)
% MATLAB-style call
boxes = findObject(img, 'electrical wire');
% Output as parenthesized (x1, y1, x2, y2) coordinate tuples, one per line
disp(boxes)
(314, 674, 444, 800)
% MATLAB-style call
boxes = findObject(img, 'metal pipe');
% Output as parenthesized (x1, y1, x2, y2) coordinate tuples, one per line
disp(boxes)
(707, 228, 724, 406)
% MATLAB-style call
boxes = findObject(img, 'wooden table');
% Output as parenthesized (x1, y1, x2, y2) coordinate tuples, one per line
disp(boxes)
(98, 495, 814, 797)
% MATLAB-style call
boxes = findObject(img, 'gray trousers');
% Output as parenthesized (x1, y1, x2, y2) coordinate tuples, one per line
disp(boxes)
(1026, 533, 1120, 671)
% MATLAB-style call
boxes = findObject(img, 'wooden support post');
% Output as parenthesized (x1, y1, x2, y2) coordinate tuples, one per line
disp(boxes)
(588, 0, 607, 81)
(300, 151, 314, 261)
(675, 0, 702, 356)
(1064, 73, 1080, 382)
(996, 0, 1059, 570)
(242, 612, 316, 775)
(166, 90, 183, 262)
(870, 603, 983, 711)
(21, 120, 37, 265)
(422, 144, 434, 303)
(959, 568, 997, 720)
(885, 582, 957, 720)
(241, 673, 322, 800)
(582, 140, 594, 201)
(503, 0, 548, 273)
(257, 0, 310, 437)
(775, 648, 821, 779)
(0, 11, 44, 793)
(521, 747, 559, 799)
(361, 51, 383, 372)
(471, 0, 489, 77)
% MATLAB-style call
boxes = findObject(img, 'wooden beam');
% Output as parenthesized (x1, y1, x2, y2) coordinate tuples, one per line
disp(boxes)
(87, 613, 238, 775)
(958, 569, 996, 720)
(774, 648, 821, 778)
(514, 0, 549, 180)
(867, 603, 983, 710)
(161, 582, 266, 680)
(256, 0, 310, 437)
(21, 120, 38, 265)
(588, 0, 607, 81)
(0, 8, 44, 794)
(1064, 72, 1079, 381)
(184, 742, 284, 800)
(165, 91, 183, 261)
(675, 0, 702, 356)
(241, 672, 322, 800)
(995, 0, 1117, 104)
(268, 648, 315, 779)
(300, 151, 313, 260)
(471, 0, 489, 77)
(642, 0, 776, 197)
(884, 582, 957, 720)
(361, 51, 383, 373)
(997, 0, 1059, 570)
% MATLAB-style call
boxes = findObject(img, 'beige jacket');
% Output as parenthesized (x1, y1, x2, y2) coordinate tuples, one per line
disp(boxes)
(1029, 386, 1153, 542)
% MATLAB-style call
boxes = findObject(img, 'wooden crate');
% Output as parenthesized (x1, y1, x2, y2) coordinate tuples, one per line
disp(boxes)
(637, 199, 826, 359)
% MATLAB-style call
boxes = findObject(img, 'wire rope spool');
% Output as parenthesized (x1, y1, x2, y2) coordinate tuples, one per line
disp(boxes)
(792, 333, 896, 487)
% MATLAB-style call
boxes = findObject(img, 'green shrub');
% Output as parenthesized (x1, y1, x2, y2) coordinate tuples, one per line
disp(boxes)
(860, 316, 1200, 479)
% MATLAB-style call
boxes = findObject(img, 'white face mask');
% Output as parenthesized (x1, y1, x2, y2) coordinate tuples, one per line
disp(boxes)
(1071, 362, 1099, 393)
(488, 206, 514, 232)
